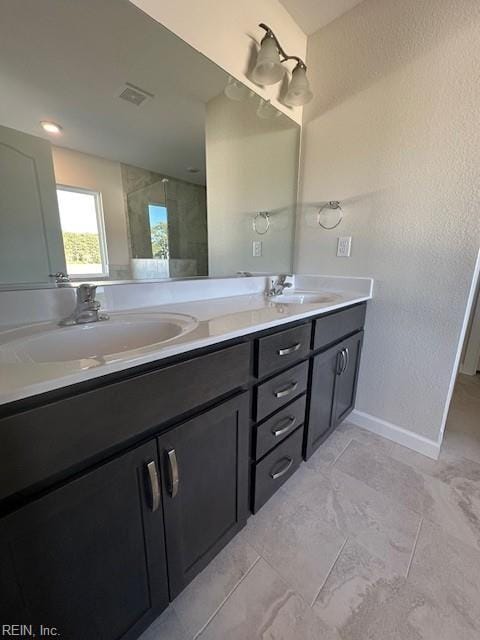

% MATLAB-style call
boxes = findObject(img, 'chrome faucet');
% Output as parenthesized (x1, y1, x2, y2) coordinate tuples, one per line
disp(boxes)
(49, 271, 70, 285)
(267, 274, 293, 297)
(59, 284, 109, 326)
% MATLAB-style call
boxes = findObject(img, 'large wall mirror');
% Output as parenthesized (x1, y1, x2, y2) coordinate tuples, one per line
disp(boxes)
(0, 0, 299, 289)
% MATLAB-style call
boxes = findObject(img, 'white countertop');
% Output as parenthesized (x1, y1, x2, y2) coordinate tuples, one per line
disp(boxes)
(0, 275, 373, 406)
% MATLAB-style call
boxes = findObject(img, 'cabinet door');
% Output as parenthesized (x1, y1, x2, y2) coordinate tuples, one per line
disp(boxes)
(333, 331, 364, 425)
(158, 393, 249, 598)
(304, 343, 342, 459)
(0, 441, 168, 640)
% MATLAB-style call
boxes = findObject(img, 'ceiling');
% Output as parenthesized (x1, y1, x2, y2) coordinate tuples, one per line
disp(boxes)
(280, 0, 365, 35)
(0, 0, 230, 184)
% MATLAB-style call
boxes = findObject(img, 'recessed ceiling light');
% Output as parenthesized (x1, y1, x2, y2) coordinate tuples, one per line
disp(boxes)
(40, 121, 63, 135)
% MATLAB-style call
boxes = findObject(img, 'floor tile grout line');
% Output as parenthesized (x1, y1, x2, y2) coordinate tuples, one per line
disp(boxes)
(405, 517, 423, 579)
(332, 438, 354, 467)
(192, 554, 261, 640)
(310, 535, 349, 608)
(315, 439, 354, 481)
(250, 547, 315, 611)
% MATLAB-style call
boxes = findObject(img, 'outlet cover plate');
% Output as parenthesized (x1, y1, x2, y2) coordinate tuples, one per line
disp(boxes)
(253, 240, 262, 257)
(337, 236, 352, 257)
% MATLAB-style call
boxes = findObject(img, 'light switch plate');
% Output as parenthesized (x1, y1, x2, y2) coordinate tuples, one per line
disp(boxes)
(337, 236, 352, 257)
(253, 240, 262, 257)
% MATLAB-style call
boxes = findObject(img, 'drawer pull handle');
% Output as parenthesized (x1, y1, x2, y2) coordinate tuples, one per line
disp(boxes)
(272, 416, 297, 437)
(270, 457, 294, 480)
(336, 349, 346, 375)
(277, 343, 301, 356)
(146, 460, 161, 512)
(166, 447, 179, 498)
(343, 347, 350, 373)
(274, 381, 298, 399)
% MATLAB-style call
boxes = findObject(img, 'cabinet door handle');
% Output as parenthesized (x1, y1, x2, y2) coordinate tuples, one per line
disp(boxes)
(166, 448, 179, 498)
(270, 456, 294, 479)
(146, 460, 161, 512)
(277, 343, 301, 356)
(336, 350, 345, 375)
(273, 381, 298, 399)
(343, 347, 350, 373)
(272, 416, 297, 437)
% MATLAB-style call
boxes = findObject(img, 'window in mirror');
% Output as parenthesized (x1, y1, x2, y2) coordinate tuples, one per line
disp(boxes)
(147, 203, 170, 278)
(148, 204, 170, 260)
(56, 186, 108, 278)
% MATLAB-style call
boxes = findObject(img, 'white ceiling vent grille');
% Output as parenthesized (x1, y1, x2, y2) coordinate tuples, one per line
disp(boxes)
(118, 82, 154, 106)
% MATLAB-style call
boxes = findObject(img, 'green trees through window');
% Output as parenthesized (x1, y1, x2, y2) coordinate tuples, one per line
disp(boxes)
(62, 232, 101, 265)
(151, 221, 169, 259)
(148, 205, 169, 259)
(57, 187, 107, 276)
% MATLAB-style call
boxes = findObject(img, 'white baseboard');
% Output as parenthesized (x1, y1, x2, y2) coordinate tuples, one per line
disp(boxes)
(349, 410, 440, 460)
(459, 363, 478, 376)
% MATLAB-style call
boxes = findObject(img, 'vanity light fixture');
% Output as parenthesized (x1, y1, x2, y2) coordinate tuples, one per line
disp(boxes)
(40, 120, 63, 135)
(224, 77, 251, 101)
(252, 23, 313, 106)
(256, 98, 281, 119)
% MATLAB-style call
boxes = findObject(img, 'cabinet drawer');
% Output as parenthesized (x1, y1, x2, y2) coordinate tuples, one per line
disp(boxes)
(256, 323, 311, 378)
(255, 360, 309, 422)
(0, 342, 251, 501)
(314, 304, 366, 351)
(252, 425, 304, 513)
(255, 394, 307, 460)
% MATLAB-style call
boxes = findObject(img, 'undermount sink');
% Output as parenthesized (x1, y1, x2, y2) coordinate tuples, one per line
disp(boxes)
(271, 291, 342, 305)
(0, 312, 199, 364)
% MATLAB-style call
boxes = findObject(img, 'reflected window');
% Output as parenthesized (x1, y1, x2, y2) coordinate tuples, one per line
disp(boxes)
(56, 186, 108, 278)
(148, 204, 169, 259)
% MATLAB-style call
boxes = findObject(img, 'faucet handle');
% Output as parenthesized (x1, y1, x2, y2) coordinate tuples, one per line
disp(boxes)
(49, 271, 70, 284)
(77, 283, 97, 303)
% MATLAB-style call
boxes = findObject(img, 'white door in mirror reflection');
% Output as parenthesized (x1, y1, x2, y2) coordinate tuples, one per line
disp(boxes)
(0, 125, 66, 285)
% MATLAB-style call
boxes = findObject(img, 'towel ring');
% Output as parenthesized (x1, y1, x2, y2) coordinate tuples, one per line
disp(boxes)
(253, 211, 270, 235)
(317, 201, 343, 230)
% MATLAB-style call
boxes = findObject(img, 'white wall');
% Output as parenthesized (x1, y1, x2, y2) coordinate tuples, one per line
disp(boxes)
(129, 0, 306, 125)
(297, 0, 480, 444)
(52, 147, 131, 278)
(206, 93, 299, 276)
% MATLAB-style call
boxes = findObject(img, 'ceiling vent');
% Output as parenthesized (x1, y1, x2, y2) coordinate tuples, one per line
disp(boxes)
(117, 82, 154, 107)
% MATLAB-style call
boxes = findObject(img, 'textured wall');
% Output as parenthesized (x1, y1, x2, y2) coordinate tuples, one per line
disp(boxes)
(206, 93, 299, 276)
(297, 0, 480, 441)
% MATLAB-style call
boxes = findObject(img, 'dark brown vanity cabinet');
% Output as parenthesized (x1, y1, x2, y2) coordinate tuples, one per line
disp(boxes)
(0, 394, 250, 638)
(0, 344, 251, 639)
(334, 331, 364, 425)
(0, 440, 169, 640)
(0, 302, 367, 639)
(158, 394, 249, 598)
(305, 330, 364, 459)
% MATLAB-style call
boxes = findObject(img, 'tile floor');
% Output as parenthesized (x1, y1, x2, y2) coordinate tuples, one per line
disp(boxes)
(140, 374, 480, 640)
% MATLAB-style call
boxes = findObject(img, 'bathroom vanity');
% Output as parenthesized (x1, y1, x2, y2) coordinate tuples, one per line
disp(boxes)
(0, 276, 370, 639)
(0, 3, 372, 636)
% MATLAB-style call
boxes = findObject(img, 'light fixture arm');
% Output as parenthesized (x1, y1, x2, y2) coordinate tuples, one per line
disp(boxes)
(258, 23, 307, 70)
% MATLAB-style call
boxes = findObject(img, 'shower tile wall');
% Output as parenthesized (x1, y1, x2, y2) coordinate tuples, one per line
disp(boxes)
(121, 164, 208, 277)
